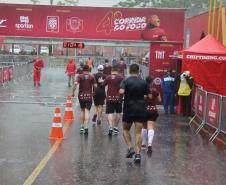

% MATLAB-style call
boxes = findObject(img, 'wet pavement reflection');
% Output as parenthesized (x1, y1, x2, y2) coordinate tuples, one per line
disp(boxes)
(0, 67, 225, 185)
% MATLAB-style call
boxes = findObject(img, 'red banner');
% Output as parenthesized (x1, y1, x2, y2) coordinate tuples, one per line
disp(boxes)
(149, 42, 183, 92)
(3, 67, 9, 82)
(8, 66, 13, 81)
(0, 4, 185, 41)
(206, 94, 220, 128)
(197, 89, 206, 119)
(0, 67, 3, 83)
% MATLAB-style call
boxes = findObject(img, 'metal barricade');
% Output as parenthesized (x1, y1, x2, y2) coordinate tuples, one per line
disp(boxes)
(221, 97, 226, 134)
(195, 88, 208, 134)
(0, 67, 3, 85)
(190, 84, 226, 142)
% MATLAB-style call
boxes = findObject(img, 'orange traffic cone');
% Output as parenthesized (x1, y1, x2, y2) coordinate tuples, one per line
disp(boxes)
(66, 96, 72, 103)
(49, 107, 64, 140)
(64, 96, 74, 123)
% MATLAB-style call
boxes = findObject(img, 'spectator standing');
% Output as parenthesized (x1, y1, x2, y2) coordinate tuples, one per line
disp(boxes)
(178, 70, 194, 117)
(161, 69, 176, 114)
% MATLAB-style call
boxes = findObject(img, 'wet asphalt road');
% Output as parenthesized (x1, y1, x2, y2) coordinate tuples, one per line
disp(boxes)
(0, 67, 225, 185)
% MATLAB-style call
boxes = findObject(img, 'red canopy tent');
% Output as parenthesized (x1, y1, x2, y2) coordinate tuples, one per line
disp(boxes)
(182, 34, 226, 95)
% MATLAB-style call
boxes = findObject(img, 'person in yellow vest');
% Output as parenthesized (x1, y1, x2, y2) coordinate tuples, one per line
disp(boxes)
(177, 70, 194, 117)
(87, 57, 93, 72)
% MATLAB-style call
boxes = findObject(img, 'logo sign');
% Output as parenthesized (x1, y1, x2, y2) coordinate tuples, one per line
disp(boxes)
(63, 42, 85, 48)
(96, 11, 147, 35)
(197, 90, 206, 118)
(207, 95, 220, 127)
(155, 50, 165, 59)
(66, 17, 83, 33)
(0, 19, 6, 28)
(154, 77, 161, 85)
(46, 16, 59, 33)
(15, 16, 34, 30)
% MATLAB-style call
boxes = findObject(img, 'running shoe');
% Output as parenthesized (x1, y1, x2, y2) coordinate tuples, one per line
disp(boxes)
(108, 128, 113, 136)
(147, 146, 152, 155)
(92, 114, 97, 122)
(80, 125, 84, 134)
(134, 154, 141, 163)
(126, 147, 135, 158)
(113, 127, 119, 134)
(84, 128, 88, 135)
(141, 144, 146, 150)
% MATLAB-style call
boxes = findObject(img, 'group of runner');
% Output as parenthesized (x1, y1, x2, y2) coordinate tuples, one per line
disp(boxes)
(71, 57, 161, 163)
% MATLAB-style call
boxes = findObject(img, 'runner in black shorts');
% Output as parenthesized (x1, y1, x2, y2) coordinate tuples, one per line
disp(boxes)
(72, 64, 97, 135)
(92, 65, 106, 125)
(119, 64, 150, 163)
(142, 76, 161, 155)
(103, 65, 124, 136)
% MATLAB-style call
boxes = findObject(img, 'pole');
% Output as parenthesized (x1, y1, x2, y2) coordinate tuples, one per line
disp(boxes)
(211, 0, 217, 36)
(222, 7, 226, 46)
(217, 0, 223, 40)
(208, 0, 213, 34)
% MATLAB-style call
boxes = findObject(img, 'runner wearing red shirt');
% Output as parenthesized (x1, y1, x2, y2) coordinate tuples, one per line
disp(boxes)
(65, 58, 76, 87)
(103, 59, 112, 76)
(72, 64, 97, 135)
(33, 57, 44, 86)
(142, 76, 161, 155)
(76, 63, 84, 75)
(103, 65, 124, 136)
(116, 57, 127, 77)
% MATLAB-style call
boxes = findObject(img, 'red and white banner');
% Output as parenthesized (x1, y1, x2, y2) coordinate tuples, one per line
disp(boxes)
(0, 67, 3, 83)
(197, 89, 206, 119)
(3, 67, 9, 82)
(149, 42, 183, 92)
(206, 94, 220, 128)
(0, 3, 185, 41)
(8, 66, 13, 81)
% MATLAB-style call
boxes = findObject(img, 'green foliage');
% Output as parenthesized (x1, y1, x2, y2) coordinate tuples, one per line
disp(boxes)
(57, 0, 78, 6)
(113, 0, 226, 17)
(30, 0, 40, 4)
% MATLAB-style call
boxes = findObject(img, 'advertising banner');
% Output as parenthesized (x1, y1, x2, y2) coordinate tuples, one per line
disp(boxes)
(8, 66, 13, 81)
(149, 42, 183, 93)
(3, 67, 9, 82)
(0, 67, 3, 84)
(0, 4, 185, 41)
(197, 89, 206, 119)
(206, 94, 220, 128)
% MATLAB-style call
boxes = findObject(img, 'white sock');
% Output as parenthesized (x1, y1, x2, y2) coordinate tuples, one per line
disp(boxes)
(148, 129, 155, 146)
(141, 128, 148, 146)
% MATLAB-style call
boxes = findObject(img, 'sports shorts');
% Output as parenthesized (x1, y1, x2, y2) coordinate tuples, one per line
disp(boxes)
(106, 102, 122, 114)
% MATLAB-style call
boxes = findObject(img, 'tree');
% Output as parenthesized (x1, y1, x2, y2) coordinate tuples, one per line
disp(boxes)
(114, 0, 226, 17)
(57, 0, 79, 6)
(30, 0, 40, 4)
